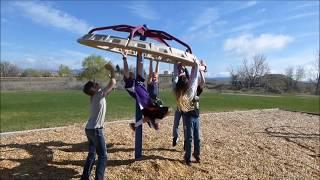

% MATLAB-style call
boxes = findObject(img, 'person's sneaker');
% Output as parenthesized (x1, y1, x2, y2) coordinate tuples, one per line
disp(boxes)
(185, 159, 192, 166)
(129, 123, 135, 131)
(172, 137, 178, 147)
(193, 154, 200, 163)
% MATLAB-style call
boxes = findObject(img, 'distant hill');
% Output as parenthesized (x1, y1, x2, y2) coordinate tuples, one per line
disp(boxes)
(208, 77, 231, 81)
(206, 77, 231, 84)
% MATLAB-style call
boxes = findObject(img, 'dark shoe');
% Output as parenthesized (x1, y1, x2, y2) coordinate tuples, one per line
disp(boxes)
(172, 137, 178, 147)
(185, 160, 192, 166)
(193, 154, 200, 163)
(129, 123, 135, 131)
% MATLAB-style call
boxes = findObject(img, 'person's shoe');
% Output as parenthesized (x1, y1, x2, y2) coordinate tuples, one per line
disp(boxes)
(129, 123, 135, 131)
(193, 154, 200, 163)
(185, 159, 192, 166)
(172, 137, 178, 147)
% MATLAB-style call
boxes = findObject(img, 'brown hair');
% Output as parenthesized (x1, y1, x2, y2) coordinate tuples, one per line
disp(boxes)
(83, 81, 96, 96)
(174, 76, 189, 101)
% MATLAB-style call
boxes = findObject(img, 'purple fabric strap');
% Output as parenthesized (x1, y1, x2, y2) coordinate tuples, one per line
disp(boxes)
(124, 75, 152, 109)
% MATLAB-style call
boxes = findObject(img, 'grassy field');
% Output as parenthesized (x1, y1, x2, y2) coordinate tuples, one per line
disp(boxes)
(1, 90, 319, 132)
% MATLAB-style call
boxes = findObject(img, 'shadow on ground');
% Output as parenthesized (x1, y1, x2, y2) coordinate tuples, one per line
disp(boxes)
(0, 141, 181, 179)
(264, 126, 320, 158)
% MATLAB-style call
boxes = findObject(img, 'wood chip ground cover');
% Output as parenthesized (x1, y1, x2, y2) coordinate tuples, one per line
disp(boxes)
(0, 109, 319, 179)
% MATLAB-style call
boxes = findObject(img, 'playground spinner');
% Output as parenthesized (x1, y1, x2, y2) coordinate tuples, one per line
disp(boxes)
(78, 24, 198, 160)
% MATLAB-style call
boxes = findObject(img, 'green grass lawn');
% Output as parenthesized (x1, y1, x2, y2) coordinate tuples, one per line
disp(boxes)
(1, 90, 319, 132)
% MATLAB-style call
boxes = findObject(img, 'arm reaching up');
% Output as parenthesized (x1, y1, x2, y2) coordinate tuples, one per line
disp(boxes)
(188, 60, 199, 99)
(149, 60, 159, 83)
(199, 60, 206, 88)
(103, 63, 116, 96)
(199, 59, 207, 72)
(137, 52, 143, 78)
(172, 62, 183, 90)
(121, 51, 129, 79)
(155, 60, 159, 75)
(148, 59, 153, 83)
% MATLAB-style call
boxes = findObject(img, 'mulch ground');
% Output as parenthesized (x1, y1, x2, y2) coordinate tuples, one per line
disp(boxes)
(0, 109, 319, 179)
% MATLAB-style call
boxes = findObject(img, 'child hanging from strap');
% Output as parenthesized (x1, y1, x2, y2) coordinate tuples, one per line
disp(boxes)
(121, 51, 169, 131)
(147, 59, 163, 108)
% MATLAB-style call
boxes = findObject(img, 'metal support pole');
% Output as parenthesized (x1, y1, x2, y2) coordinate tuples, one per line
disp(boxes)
(134, 52, 143, 160)
(135, 25, 147, 160)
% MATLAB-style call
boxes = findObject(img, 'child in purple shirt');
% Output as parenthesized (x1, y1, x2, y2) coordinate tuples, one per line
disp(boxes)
(121, 52, 169, 130)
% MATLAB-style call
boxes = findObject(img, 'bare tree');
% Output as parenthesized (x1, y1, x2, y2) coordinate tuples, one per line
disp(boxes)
(240, 58, 250, 88)
(293, 65, 305, 90)
(285, 66, 294, 91)
(251, 54, 270, 87)
(294, 66, 305, 81)
(228, 65, 240, 89)
(0, 61, 21, 77)
(238, 54, 270, 88)
(309, 51, 320, 94)
(228, 54, 270, 89)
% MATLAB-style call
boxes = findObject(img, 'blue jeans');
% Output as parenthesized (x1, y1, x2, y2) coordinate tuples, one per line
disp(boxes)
(182, 112, 200, 161)
(81, 128, 107, 180)
(172, 109, 184, 139)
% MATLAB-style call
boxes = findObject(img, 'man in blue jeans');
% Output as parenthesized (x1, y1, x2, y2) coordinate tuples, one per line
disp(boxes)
(81, 63, 116, 180)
